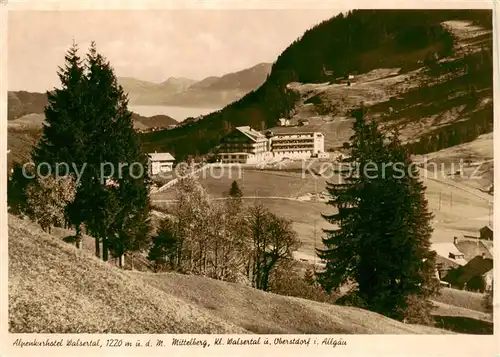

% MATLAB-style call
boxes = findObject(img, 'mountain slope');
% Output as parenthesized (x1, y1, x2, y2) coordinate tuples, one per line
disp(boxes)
(8, 214, 448, 334)
(8, 215, 243, 334)
(141, 10, 492, 161)
(6, 102, 176, 171)
(118, 76, 197, 105)
(190, 63, 272, 92)
(8, 91, 48, 120)
(121, 63, 272, 107)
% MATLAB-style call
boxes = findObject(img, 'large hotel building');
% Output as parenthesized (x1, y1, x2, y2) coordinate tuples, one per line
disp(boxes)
(217, 126, 325, 164)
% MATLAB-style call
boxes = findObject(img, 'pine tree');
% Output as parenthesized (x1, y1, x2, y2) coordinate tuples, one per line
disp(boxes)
(303, 265, 315, 285)
(81, 42, 151, 262)
(229, 180, 243, 198)
(33, 41, 86, 173)
(148, 218, 179, 272)
(32, 42, 88, 248)
(32, 41, 150, 259)
(317, 108, 439, 323)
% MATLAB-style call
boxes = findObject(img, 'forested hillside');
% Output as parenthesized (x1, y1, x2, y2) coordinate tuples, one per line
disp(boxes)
(142, 9, 492, 161)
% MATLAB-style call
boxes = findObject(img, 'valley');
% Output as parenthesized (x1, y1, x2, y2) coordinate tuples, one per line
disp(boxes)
(6, 9, 494, 338)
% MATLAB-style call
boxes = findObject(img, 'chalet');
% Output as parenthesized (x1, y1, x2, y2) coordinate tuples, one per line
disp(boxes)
(431, 239, 467, 281)
(148, 152, 175, 176)
(443, 254, 493, 292)
(217, 126, 272, 164)
(432, 239, 467, 265)
(479, 225, 493, 241)
(455, 238, 493, 261)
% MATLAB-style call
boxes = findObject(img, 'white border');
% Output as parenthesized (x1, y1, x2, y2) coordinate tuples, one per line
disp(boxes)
(1, 1, 498, 357)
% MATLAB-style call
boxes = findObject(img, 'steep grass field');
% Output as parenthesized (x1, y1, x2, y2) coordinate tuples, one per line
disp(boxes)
(9, 214, 451, 334)
(283, 20, 492, 151)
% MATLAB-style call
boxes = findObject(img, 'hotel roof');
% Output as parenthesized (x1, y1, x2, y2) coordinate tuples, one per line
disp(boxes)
(263, 126, 322, 135)
(236, 126, 267, 141)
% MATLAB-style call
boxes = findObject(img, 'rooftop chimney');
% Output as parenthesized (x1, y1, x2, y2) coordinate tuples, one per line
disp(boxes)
(453, 237, 458, 245)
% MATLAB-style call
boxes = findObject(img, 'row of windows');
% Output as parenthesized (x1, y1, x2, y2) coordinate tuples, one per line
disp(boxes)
(272, 145, 314, 151)
(272, 144, 314, 148)
(273, 136, 314, 140)
(273, 150, 313, 155)
(272, 140, 314, 144)
(220, 154, 248, 160)
(220, 149, 255, 154)
(221, 159, 248, 164)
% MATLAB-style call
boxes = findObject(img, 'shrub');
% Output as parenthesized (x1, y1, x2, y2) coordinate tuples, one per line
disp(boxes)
(26, 175, 76, 233)
(269, 261, 338, 303)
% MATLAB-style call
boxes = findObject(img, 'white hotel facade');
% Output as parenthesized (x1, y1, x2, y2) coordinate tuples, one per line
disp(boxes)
(269, 130, 325, 160)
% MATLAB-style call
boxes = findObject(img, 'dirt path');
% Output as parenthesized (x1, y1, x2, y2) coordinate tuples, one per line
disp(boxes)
(152, 196, 314, 204)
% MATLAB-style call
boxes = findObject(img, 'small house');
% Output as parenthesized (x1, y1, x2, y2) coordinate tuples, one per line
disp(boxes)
(148, 152, 175, 176)
(443, 254, 493, 293)
(432, 240, 467, 266)
(479, 225, 493, 241)
(277, 118, 290, 127)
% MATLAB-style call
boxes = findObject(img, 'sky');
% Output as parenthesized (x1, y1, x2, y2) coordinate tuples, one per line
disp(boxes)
(8, 9, 339, 92)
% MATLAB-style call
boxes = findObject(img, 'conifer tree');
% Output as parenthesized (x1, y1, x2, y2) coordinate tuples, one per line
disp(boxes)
(81, 42, 151, 262)
(317, 108, 439, 323)
(229, 180, 243, 198)
(32, 42, 88, 248)
(148, 218, 179, 272)
(32, 41, 150, 259)
(33, 41, 86, 172)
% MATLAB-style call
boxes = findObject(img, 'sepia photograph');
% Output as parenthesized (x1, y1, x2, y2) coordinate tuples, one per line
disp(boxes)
(2, 1, 496, 345)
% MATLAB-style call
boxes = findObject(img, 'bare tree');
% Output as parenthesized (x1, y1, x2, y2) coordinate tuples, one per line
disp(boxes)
(247, 204, 300, 291)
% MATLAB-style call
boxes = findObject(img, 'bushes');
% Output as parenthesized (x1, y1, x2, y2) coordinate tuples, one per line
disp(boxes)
(482, 284, 493, 315)
(25, 175, 76, 233)
(269, 261, 338, 303)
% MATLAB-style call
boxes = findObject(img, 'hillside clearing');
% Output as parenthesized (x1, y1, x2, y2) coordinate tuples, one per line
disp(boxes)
(8, 214, 245, 334)
(131, 271, 449, 334)
(9, 213, 450, 334)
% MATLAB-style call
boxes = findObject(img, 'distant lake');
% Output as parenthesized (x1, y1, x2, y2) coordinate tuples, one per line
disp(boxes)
(129, 105, 220, 122)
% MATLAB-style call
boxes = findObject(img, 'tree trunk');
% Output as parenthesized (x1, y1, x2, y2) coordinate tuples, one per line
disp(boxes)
(95, 237, 101, 258)
(119, 254, 125, 268)
(75, 223, 83, 249)
(102, 238, 109, 262)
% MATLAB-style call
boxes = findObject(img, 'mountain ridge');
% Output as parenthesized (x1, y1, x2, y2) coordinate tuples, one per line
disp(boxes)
(119, 62, 272, 107)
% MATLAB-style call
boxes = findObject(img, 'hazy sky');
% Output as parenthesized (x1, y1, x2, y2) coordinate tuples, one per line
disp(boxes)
(8, 9, 338, 92)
